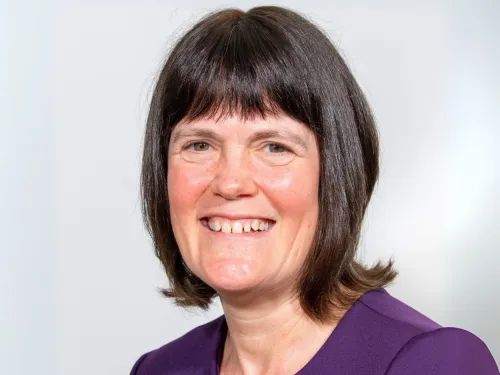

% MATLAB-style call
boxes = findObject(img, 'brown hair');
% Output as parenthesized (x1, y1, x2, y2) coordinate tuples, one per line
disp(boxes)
(140, 6, 397, 324)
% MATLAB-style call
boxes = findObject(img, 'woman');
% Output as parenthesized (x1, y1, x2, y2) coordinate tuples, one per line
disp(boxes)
(132, 6, 498, 375)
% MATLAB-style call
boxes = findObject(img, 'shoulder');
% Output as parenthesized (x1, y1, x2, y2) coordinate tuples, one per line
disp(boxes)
(384, 327, 499, 374)
(357, 288, 442, 333)
(129, 315, 225, 375)
(353, 289, 498, 374)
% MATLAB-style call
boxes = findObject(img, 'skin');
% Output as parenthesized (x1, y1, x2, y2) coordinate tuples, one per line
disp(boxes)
(167, 112, 339, 375)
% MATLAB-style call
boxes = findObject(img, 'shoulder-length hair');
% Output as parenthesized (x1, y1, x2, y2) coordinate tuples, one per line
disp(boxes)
(140, 6, 397, 323)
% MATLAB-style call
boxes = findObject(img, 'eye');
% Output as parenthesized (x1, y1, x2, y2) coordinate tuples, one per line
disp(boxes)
(265, 143, 290, 154)
(185, 141, 211, 152)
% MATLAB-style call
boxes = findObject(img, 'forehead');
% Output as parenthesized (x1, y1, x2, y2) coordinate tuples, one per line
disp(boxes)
(172, 113, 312, 137)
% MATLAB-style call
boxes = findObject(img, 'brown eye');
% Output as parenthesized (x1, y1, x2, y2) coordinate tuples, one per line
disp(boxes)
(266, 143, 289, 154)
(189, 142, 210, 151)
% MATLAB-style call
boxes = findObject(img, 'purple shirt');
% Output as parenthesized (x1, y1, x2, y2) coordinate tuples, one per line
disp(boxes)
(131, 288, 499, 374)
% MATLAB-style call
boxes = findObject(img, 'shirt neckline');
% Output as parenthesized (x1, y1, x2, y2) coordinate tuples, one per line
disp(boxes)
(213, 288, 386, 374)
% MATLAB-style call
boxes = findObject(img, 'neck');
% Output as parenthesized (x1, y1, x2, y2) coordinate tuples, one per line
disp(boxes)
(218, 289, 341, 375)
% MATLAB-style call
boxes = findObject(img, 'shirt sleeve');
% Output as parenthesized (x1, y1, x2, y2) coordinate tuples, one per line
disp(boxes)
(385, 327, 499, 375)
(130, 352, 149, 375)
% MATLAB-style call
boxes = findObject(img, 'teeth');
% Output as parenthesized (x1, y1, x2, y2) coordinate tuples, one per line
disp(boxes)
(212, 221, 221, 231)
(232, 222, 243, 233)
(206, 217, 272, 233)
(251, 220, 260, 231)
(221, 222, 231, 233)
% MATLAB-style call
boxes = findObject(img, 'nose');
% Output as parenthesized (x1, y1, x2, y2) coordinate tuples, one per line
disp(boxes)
(210, 148, 258, 200)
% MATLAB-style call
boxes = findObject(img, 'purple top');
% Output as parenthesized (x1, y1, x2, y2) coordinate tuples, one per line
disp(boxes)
(131, 288, 499, 374)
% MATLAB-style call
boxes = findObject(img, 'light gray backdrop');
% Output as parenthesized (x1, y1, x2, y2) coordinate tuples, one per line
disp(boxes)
(1, 0, 498, 374)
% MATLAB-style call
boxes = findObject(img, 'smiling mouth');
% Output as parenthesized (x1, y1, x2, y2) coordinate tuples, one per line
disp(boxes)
(200, 218, 276, 234)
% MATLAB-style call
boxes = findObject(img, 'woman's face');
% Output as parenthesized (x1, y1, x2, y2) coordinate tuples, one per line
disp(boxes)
(167, 113, 320, 297)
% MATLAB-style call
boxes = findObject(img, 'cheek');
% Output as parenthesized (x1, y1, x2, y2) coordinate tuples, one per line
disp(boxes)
(167, 162, 211, 212)
(260, 165, 319, 215)
(260, 165, 319, 270)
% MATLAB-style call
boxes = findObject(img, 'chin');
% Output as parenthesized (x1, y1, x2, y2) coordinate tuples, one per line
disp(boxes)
(201, 259, 262, 293)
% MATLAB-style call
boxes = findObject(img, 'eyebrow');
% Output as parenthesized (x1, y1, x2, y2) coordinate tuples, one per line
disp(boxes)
(171, 128, 309, 151)
(171, 128, 224, 146)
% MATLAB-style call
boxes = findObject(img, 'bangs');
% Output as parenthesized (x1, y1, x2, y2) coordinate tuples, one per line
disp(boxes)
(164, 9, 321, 131)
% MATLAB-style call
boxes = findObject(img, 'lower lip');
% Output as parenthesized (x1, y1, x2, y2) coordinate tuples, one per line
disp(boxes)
(200, 219, 275, 238)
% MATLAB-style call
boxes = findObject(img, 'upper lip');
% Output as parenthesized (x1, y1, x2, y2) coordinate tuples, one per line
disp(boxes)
(200, 212, 276, 222)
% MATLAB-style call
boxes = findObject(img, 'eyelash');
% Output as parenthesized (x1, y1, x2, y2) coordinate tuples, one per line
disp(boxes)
(183, 141, 291, 155)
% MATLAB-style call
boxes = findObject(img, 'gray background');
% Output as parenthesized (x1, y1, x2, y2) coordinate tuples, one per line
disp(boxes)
(1, 0, 498, 374)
